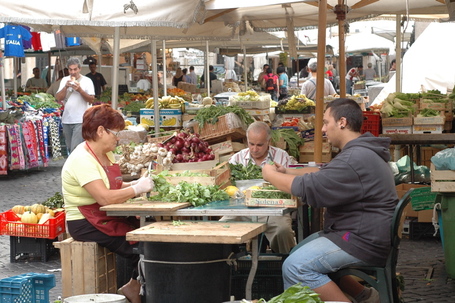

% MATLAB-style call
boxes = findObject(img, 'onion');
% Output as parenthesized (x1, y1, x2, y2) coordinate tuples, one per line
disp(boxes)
(191, 137, 201, 144)
(175, 154, 184, 162)
(208, 154, 215, 160)
(174, 139, 184, 150)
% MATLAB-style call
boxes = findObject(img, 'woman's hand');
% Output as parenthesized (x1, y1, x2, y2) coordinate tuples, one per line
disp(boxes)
(132, 176, 154, 196)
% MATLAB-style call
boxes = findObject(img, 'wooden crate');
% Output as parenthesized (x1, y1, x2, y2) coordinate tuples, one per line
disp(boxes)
(431, 163, 455, 192)
(194, 114, 246, 142)
(244, 189, 298, 208)
(299, 141, 332, 163)
(159, 161, 231, 189)
(54, 238, 117, 298)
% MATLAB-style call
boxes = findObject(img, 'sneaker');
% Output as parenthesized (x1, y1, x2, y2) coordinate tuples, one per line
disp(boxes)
(359, 287, 380, 303)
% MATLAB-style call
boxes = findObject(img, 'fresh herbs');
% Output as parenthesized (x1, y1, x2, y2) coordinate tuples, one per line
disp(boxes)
(193, 105, 254, 128)
(251, 186, 291, 199)
(259, 283, 323, 303)
(149, 174, 229, 207)
(229, 163, 263, 184)
(41, 192, 64, 209)
(271, 128, 304, 159)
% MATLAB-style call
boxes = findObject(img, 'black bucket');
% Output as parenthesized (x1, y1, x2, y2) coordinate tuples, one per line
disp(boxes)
(143, 242, 232, 303)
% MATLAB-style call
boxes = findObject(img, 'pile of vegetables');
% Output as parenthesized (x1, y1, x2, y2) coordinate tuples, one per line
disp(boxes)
(251, 185, 291, 199)
(380, 93, 417, 118)
(271, 128, 304, 159)
(117, 142, 174, 176)
(17, 93, 60, 109)
(229, 163, 263, 184)
(421, 89, 448, 102)
(10, 203, 63, 224)
(256, 284, 323, 303)
(161, 130, 215, 163)
(148, 173, 229, 206)
(193, 105, 254, 128)
(277, 94, 315, 112)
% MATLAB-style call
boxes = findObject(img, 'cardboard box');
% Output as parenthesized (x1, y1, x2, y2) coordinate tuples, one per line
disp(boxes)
(382, 126, 412, 135)
(418, 99, 452, 111)
(381, 114, 413, 127)
(210, 140, 245, 155)
(245, 108, 270, 116)
(140, 109, 182, 128)
(413, 115, 445, 125)
(244, 189, 298, 208)
(412, 124, 444, 134)
(396, 184, 434, 224)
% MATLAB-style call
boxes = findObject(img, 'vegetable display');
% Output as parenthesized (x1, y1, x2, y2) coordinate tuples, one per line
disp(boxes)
(271, 128, 304, 159)
(160, 130, 215, 163)
(148, 173, 229, 206)
(229, 163, 263, 184)
(380, 93, 417, 117)
(256, 284, 323, 303)
(277, 94, 315, 112)
(194, 105, 254, 128)
(251, 186, 291, 199)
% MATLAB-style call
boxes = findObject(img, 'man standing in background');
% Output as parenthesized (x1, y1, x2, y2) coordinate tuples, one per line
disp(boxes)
(186, 66, 197, 85)
(86, 62, 107, 99)
(26, 67, 48, 91)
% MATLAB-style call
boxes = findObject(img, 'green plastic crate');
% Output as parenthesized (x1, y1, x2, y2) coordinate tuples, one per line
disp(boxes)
(410, 187, 438, 211)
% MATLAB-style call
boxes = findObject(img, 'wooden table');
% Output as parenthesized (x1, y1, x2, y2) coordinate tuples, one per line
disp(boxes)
(101, 200, 291, 301)
(380, 134, 455, 182)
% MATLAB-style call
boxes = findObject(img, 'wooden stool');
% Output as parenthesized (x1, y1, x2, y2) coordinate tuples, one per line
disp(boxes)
(54, 238, 117, 298)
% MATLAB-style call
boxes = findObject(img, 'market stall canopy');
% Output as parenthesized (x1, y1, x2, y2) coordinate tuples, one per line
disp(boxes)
(204, 0, 448, 31)
(372, 22, 455, 105)
(326, 32, 394, 55)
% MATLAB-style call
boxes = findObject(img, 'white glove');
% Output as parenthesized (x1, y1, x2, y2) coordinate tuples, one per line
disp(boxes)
(129, 179, 139, 186)
(132, 176, 154, 196)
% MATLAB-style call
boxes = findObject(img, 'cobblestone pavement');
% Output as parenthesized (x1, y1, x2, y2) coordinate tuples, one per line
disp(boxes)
(1, 158, 455, 302)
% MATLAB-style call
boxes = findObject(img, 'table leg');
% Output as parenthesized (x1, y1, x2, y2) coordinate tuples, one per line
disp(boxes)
(246, 236, 259, 300)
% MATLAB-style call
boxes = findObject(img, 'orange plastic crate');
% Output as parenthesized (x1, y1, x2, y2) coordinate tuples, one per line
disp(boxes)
(361, 111, 382, 136)
(0, 210, 65, 239)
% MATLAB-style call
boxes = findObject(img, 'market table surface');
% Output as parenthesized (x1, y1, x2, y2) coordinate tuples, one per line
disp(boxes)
(100, 199, 293, 218)
(102, 200, 292, 301)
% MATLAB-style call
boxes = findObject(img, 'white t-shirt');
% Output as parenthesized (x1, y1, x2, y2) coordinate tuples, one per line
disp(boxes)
(136, 79, 151, 91)
(58, 75, 95, 124)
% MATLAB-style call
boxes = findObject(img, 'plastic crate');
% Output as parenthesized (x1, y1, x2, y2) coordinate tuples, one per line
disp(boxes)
(361, 111, 382, 136)
(231, 254, 287, 301)
(410, 187, 439, 211)
(0, 272, 55, 303)
(10, 236, 58, 262)
(0, 210, 65, 239)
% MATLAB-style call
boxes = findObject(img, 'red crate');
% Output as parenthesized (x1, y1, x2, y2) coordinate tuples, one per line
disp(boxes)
(361, 111, 382, 136)
(0, 210, 65, 239)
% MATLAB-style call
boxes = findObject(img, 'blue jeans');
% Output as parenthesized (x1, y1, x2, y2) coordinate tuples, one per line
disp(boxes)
(282, 232, 367, 290)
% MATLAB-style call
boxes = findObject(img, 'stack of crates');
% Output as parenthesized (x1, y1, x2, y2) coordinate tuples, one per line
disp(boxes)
(0, 273, 55, 303)
(361, 111, 382, 136)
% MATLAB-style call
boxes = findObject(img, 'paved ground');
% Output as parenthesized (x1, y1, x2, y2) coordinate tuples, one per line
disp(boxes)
(1, 158, 455, 302)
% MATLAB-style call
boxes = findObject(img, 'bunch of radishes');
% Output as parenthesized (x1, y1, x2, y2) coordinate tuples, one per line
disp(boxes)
(158, 131, 215, 163)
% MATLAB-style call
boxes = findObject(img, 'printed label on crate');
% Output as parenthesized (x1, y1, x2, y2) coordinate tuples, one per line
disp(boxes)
(381, 115, 413, 126)
(412, 124, 443, 134)
(418, 100, 452, 111)
(245, 108, 270, 116)
(382, 126, 412, 134)
(140, 109, 182, 127)
(413, 115, 445, 125)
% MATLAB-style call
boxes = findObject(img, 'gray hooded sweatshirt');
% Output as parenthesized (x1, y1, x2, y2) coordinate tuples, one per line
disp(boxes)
(291, 133, 398, 265)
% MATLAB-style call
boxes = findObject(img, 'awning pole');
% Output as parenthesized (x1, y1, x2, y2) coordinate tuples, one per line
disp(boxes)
(111, 27, 120, 109)
(152, 40, 160, 135)
(206, 41, 210, 96)
(162, 40, 167, 96)
(0, 51, 5, 109)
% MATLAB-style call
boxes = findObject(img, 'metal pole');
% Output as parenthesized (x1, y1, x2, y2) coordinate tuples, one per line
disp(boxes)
(243, 47, 248, 91)
(0, 51, 5, 109)
(152, 40, 160, 135)
(111, 27, 120, 109)
(162, 40, 167, 96)
(206, 41, 210, 96)
(395, 15, 402, 92)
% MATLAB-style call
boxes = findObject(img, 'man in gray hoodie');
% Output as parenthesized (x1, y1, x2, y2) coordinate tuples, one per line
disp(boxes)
(263, 98, 398, 303)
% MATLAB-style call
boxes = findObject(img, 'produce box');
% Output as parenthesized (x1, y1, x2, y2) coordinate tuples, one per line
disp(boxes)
(244, 189, 298, 208)
(0, 210, 65, 239)
(381, 113, 413, 127)
(229, 99, 270, 109)
(210, 140, 245, 155)
(382, 126, 412, 135)
(245, 108, 270, 116)
(299, 141, 332, 163)
(412, 124, 444, 134)
(160, 162, 231, 189)
(140, 109, 182, 128)
(431, 163, 455, 192)
(418, 99, 452, 111)
(194, 113, 246, 141)
(414, 115, 445, 125)
(117, 130, 148, 145)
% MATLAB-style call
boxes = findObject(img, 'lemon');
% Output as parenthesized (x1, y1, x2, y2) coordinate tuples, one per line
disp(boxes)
(224, 186, 239, 197)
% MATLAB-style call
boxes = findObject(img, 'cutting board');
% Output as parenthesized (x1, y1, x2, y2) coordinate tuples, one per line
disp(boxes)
(100, 200, 191, 212)
(126, 221, 266, 244)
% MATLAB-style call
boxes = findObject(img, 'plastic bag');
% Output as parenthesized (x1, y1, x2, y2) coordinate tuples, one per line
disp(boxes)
(431, 148, 455, 170)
